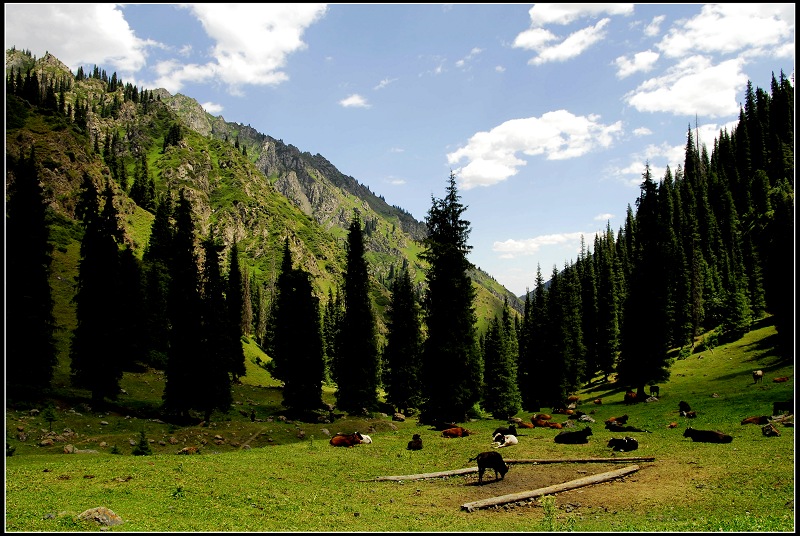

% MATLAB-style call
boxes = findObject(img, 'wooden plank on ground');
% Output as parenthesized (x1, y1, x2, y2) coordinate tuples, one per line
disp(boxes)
(461, 464, 641, 512)
(366, 457, 654, 482)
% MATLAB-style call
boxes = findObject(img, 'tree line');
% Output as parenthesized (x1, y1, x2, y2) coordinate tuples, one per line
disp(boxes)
(6, 60, 793, 424)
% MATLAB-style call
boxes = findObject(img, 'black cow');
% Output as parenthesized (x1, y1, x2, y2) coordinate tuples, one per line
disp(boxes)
(649, 385, 660, 397)
(468, 451, 509, 484)
(492, 425, 517, 438)
(607, 436, 639, 452)
(605, 422, 651, 433)
(678, 401, 692, 414)
(683, 427, 733, 443)
(406, 434, 423, 450)
(554, 427, 593, 444)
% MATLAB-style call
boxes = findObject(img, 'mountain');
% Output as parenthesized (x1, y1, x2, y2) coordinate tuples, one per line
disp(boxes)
(5, 48, 523, 346)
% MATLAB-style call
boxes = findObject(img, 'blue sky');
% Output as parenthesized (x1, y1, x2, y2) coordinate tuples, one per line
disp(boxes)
(5, 4, 795, 296)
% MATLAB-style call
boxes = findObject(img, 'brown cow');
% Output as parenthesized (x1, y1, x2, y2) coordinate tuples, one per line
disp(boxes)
(329, 432, 363, 447)
(605, 414, 629, 425)
(406, 434, 423, 451)
(441, 427, 471, 438)
(624, 391, 638, 404)
(772, 376, 789, 383)
(740, 415, 771, 425)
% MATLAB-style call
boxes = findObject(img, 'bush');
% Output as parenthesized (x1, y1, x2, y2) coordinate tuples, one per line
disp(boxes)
(131, 430, 153, 456)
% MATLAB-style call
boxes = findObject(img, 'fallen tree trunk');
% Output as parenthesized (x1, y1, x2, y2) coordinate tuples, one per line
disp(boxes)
(461, 464, 641, 512)
(366, 457, 654, 482)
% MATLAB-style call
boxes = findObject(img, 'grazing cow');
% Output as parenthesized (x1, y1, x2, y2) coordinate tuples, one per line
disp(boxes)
(772, 376, 789, 383)
(492, 433, 519, 448)
(649, 386, 660, 397)
(329, 432, 363, 447)
(406, 434, 423, 451)
(678, 401, 692, 414)
(492, 425, 517, 437)
(554, 427, 593, 444)
(605, 414, 629, 425)
(761, 423, 781, 437)
(468, 451, 509, 484)
(683, 427, 733, 443)
(740, 415, 771, 425)
(752, 370, 764, 384)
(624, 391, 638, 405)
(607, 436, 639, 452)
(772, 399, 794, 415)
(441, 427, 471, 438)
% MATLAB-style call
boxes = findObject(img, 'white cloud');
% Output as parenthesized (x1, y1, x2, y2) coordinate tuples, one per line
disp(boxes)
(493, 232, 588, 259)
(658, 4, 795, 59)
(389, 147, 405, 153)
(455, 47, 483, 69)
(614, 50, 659, 78)
(339, 94, 371, 108)
(4, 4, 153, 76)
(625, 57, 748, 117)
(594, 213, 615, 222)
(644, 15, 665, 37)
(175, 4, 327, 94)
(529, 18, 611, 65)
(447, 110, 623, 190)
(495, 65, 506, 73)
(374, 77, 397, 90)
(525, 4, 634, 27)
(201, 101, 224, 115)
(633, 127, 652, 137)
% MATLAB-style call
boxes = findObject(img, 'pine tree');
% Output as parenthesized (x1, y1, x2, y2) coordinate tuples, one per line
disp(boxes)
(141, 194, 174, 369)
(196, 233, 236, 422)
(162, 190, 204, 419)
(272, 238, 325, 416)
(383, 267, 423, 414)
(6, 148, 58, 396)
(482, 300, 522, 420)
(419, 172, 481, 423)
(333, 213, 380, 413)
(70, 178, 125, 406)
(225, 242, 247, 380)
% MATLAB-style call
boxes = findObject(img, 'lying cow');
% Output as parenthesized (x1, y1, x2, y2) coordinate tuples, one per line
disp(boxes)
(607, 436, 639, 452)
(624, 391, 638, 404)
(762, 423, 781, 437)
(469, 451, 508, 484)
(492, 433, 518, 448)
(683, 427, 733, 443)
(360, 434, 372, 444)
(605, 414, 629, 426)
(678, 401, 692, 414)
(772, 399, 793, 415)
(441, 427, 471, 438)
(740, 415, 771, 425)
(492, 425, 517, 438)
(406, 433, 423, 451)
(329, 432, 363, 447)
(772, 376, 789, 383)
(605, 422, 651, 433)
(554, 427, 593, 444)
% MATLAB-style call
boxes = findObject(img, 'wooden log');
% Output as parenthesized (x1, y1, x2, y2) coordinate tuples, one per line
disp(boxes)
(366, 457, 654, 482)
(461, 464, 641, 512)
(368, 467, 478, 481)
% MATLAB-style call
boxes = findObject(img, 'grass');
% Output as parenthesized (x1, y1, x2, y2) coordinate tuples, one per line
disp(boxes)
(5, 319, 795, 532)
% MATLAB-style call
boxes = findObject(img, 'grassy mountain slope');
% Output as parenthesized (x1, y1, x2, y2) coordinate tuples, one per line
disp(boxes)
(5, 48, 521, 347)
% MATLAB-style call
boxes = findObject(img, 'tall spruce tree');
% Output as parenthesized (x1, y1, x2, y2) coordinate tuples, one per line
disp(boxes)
(162, 190, 203, 419)
(419, 172, 482, 423)
(482, 300, 522, 420)
(70, 178, 125, 406)
(196, 233, 236, 422)
(272, 238, 325, 416)
(225, 242, 247, 380)
(6, 148, 58, 396)
(383, 267, 423, 414)
(141, 194, 174, 369)
(618, 164, 672, 397)
(333, 213, 380, 413)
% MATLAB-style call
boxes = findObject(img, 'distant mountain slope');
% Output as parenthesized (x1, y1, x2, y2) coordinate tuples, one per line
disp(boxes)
(5, 48, 523, 342)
